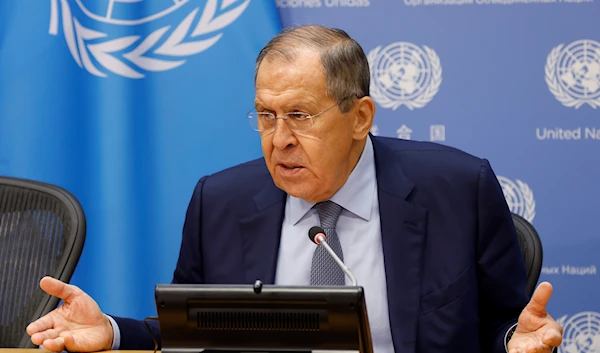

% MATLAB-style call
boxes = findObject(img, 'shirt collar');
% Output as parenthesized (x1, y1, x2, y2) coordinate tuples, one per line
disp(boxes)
(287, 135, 376, 224)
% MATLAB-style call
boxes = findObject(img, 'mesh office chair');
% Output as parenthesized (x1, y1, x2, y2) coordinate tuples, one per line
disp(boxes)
(0, 176, 86, 348)
(511, 213, 543, 297)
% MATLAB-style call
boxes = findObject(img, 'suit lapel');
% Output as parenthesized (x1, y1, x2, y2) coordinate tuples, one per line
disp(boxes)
(239, 178, 287, 285)
(373, 137, 428, 353)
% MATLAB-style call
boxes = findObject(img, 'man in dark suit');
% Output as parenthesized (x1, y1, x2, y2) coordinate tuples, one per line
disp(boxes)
(27, 25, 562, 353)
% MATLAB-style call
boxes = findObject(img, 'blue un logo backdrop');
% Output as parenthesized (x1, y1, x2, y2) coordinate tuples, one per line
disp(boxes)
(277, 2, 599, 353)
(0, 0, 280, 319)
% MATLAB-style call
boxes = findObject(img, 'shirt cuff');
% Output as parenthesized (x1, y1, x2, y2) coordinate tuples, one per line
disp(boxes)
(504, 322, 518, 352)
(105, 314, 121, 350)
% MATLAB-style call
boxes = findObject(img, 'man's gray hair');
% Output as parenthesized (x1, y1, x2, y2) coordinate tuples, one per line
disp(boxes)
(254, 25, 370, 112)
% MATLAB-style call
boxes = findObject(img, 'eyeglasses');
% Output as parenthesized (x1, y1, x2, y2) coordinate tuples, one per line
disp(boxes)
(247, 95, 354, 134)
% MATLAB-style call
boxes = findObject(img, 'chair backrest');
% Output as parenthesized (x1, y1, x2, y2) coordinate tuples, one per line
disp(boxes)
(511, 213, 543, 297)
(0, 176, 86, 348)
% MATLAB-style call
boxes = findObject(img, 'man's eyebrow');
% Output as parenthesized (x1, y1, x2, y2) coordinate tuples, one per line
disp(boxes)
(254, 99, 319, 112)
(254, 101, 268, 110)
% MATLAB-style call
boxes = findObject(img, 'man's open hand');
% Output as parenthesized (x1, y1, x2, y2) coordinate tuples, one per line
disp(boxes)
(26, 276, 114, 352)
(507, 282, 563, 353)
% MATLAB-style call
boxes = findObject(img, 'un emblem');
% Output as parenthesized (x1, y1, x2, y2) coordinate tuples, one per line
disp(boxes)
(546, 40, 600, 109)
(557, 311, 600, 353)
(367, 42, 442, 110)
(47, 0, 250, 78)
(497, 176, 535, 223)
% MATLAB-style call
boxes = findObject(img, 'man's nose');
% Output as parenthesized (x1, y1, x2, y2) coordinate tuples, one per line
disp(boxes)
(271, 118, 297, 150)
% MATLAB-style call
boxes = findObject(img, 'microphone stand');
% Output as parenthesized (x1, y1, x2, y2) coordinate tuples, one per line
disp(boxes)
(315, 234, 358, 286)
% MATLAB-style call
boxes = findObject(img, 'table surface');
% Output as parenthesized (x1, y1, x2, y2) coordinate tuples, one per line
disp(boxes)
(0, 348, 160, 353)
(0, 349, 358, 353)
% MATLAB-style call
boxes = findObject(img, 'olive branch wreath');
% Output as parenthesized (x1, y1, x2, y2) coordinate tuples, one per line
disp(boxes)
(516, 179, 536, 223)
(49, 0, 250, 78)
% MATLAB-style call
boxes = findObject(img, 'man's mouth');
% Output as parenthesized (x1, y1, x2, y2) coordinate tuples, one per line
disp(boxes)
(277, 163, 305, 176)
(280, 164, 302, 169)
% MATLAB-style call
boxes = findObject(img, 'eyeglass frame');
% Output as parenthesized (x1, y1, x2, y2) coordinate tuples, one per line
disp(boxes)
(247, 94, 356, 134)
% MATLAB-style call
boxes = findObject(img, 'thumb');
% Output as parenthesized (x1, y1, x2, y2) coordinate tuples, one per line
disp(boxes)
(525, 281, 553, 316)
(40, 276, 79, 302)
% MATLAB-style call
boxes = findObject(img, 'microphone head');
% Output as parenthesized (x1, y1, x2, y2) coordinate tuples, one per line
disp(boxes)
(308, 226, 326, 245)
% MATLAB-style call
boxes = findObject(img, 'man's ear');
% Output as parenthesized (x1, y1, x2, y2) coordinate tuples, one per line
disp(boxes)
(353, 96, 376, 140)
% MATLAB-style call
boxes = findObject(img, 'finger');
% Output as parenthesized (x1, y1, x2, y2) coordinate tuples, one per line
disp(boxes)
(509, 349, 522, 353)
(41, 336, 65, 352)
(543, 328, 563, 346)
(62, 331, 77, 351)
(30, 329, 61, 345)
(26, 314, 56, 335)
(40, 276, 79, 302)
(526, 282, 553, 316)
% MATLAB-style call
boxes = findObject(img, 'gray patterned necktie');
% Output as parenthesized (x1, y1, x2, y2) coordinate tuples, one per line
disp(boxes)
(310, 200, 345, 286)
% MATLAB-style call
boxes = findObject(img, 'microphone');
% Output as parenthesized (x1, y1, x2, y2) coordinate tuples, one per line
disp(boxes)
(308, 226, 357, 286)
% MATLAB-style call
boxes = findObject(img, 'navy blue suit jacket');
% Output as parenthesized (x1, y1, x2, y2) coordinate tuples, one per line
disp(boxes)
(113, 136, 529, 353)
